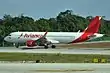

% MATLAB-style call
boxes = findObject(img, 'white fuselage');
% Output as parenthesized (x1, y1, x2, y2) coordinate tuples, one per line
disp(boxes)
(4, 32, 103, 44)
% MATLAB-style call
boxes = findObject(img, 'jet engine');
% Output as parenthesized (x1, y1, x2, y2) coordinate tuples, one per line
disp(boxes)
(26, 40, 36, 47)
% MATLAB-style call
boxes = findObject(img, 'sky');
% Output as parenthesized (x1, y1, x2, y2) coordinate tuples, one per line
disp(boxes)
(0, 0, 110, 20)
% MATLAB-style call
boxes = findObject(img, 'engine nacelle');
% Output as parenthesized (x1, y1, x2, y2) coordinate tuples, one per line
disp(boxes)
(26, 40, 36, 47)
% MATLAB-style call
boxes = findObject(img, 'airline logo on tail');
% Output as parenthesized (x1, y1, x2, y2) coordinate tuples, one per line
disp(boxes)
(72, 16, 102, 43)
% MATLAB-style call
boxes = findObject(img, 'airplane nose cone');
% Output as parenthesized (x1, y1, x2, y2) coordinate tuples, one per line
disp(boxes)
(4, 37, 7, 41)
(4, 36, 10, 42)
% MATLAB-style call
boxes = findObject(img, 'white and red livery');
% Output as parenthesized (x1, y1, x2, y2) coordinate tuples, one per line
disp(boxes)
(4, 16, 104, 48)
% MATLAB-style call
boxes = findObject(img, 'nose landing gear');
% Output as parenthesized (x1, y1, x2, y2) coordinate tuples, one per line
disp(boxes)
(15, 43, 19, 48)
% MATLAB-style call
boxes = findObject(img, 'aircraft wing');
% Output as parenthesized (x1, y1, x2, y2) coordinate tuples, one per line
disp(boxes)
(46, 38, 60, 44)
(30, 31, 59, 44)
(34, 31, 48, 43)
(25, 31, 59, 45)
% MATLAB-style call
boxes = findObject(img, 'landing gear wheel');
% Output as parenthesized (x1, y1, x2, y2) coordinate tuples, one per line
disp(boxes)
(15, 43, 19, 48)
(51, 45, 56, 48)
(44, 45, 48, 49)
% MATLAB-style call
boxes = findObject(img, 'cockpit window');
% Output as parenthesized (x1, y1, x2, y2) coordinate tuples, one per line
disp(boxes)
(8, 34, 11, 36)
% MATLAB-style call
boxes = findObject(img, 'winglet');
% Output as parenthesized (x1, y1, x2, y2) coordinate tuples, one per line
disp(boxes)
(44, 31, 48, 37)
(77, 30, 80, 33)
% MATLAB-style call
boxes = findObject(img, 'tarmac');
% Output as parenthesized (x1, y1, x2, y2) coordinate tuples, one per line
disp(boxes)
(0, 47, 110, 73)
(0, 47, 110, 55)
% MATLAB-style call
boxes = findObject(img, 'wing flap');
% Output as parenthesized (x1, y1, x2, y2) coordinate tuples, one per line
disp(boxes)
(46, 38, 59, 44)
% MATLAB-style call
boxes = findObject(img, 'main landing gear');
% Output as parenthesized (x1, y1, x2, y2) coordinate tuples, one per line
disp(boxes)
(51, 45, 56, 48)
(44, 44, 56, 49)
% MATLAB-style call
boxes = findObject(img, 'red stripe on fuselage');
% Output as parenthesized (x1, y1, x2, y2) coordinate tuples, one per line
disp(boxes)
(71, 16, 101, 43)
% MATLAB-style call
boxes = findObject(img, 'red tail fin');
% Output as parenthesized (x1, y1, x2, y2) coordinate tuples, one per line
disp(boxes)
(71, 16, 101, 43)
(83, 16, 101, 33)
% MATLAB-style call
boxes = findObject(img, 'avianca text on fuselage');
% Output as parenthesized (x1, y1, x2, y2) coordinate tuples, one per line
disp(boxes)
(24, 34, 43, 38)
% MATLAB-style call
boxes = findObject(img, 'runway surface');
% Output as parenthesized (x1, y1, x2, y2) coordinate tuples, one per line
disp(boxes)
(0, 63, 110, 73)
(0, 47, 110, 55)
(0, 47, 110, 73)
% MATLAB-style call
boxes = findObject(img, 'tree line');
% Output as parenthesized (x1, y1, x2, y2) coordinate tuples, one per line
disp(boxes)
(0, 10, 110, 46)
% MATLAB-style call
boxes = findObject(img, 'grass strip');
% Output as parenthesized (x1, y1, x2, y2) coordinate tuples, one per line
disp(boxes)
(0, 52, 110, 63)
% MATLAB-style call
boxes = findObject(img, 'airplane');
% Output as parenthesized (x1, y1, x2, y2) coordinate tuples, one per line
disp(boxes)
(4, 16, 104, 49)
